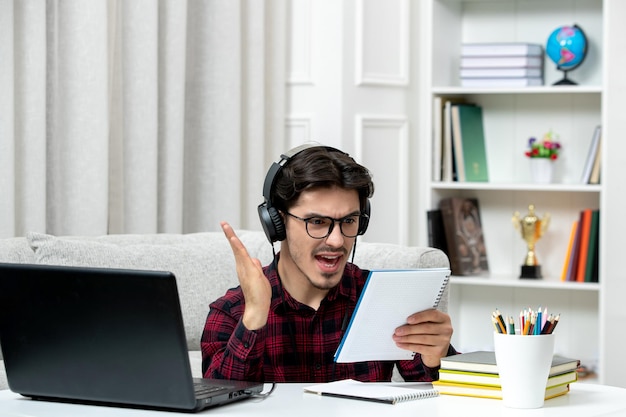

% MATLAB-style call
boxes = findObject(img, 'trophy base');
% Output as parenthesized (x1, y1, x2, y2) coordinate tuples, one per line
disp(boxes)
(520, 265, 542, 279)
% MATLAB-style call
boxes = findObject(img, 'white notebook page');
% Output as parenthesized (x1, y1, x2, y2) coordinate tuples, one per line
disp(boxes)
(334, 268, 450, 363)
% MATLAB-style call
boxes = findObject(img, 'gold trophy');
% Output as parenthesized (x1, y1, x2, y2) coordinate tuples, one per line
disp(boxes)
(512, 204, 550, 279)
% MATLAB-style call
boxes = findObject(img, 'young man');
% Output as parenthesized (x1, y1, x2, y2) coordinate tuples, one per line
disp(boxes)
(201, 144, 456, 382)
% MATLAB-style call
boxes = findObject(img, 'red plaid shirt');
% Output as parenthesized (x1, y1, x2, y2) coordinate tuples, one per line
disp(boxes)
(201, 255, 455, 382)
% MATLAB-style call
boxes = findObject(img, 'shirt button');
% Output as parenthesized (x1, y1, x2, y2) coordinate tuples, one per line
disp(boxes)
(243, 342, 250, 349)
(314, 363, 322, 370)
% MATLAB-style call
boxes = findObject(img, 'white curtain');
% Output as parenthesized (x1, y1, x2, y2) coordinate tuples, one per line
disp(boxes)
(0, 0, 286, 238)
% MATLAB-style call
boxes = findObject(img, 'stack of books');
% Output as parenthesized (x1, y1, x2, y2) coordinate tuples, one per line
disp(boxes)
(433, 351, 579, 400)
(460, 43, 544, 87)
(580, 125, 602, 185)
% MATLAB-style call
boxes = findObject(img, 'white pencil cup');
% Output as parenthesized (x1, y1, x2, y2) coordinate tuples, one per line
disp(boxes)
(493, 332, 555, 409)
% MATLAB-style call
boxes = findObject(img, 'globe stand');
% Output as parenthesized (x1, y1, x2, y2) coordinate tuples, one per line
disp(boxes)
(553, 70, 577, 86)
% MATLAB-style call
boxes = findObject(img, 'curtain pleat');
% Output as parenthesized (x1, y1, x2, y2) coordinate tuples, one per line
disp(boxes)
(183, 1, 242, 233)
(244, 0, 287, 227)
(157, 0, 187, 233)
(0, 0, 16, 237)
(119, 0, 159, 233)
(0, 0, 286, 238)
(48, 0, 109, 236)
(13, 0, 47, 236)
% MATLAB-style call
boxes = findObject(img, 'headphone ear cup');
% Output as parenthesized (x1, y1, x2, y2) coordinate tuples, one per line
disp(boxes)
(358, 200, 371, 235)
(258, 203, 286, 243)
(268, 207, 286, 241)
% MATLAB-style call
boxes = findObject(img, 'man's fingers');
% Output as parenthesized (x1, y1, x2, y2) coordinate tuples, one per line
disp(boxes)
(221, 221, 249, 257)
(221, 221, 265, 275)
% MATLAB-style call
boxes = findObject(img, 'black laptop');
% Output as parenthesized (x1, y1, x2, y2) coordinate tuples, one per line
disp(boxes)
(0, 263, 264, 412)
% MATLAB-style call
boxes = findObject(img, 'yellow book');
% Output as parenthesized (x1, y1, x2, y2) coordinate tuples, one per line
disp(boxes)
(561, 220, 578, 281)
(432, 380, 570, 401)
(438, 369, 577, 389)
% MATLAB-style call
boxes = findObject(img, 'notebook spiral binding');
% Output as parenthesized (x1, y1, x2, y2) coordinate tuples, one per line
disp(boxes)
(392, 388, 440, 403)
(432, 274, 451, 308)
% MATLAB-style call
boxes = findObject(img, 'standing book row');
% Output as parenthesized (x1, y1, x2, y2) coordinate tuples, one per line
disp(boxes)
(432, 97, 489, 183)
(561, 209, 600, 283)
(427, 197, 489, 276)
(460, 43, 544, 87)
(433, 351, 579, 401)
(579, 125, 602, 184)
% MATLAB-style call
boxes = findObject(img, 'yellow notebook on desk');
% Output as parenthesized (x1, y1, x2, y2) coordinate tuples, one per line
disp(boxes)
(304, 379, 439, 404)
(438, 369, 577, 388)
(433, 380, 570, 400)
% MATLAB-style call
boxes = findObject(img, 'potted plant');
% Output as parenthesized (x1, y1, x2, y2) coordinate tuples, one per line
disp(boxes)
(525, 131, 562, 183)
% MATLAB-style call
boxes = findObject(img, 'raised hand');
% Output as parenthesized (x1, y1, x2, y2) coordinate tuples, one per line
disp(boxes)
(221, 221, 272, 330)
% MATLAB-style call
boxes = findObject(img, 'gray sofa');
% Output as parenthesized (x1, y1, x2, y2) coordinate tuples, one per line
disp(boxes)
(0, 230, 449, 391)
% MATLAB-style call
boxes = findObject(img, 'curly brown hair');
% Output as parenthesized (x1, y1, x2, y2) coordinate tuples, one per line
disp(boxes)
(271, 146, 374, 214)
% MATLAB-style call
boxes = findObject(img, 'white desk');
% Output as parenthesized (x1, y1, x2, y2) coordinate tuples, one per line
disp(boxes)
(1, 383, 625, 416)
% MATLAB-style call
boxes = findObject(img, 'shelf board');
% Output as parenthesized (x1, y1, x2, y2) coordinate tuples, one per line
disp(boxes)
(450, 276, 600, 291)
(432, 86, 602, 95)
(430, 182, 601, 192)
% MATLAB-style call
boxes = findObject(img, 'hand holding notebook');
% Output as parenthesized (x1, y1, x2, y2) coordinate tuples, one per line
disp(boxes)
(334, 268, 451, 363)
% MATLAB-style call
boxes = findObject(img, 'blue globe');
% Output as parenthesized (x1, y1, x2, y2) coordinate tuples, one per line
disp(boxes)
(546, 25, 587, 71)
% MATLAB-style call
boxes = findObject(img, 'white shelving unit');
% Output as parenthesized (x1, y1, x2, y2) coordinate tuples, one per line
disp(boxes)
(416, 0, 626, 385)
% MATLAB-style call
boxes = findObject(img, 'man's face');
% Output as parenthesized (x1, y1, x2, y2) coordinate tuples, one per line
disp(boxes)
(280, 186, 361, 291)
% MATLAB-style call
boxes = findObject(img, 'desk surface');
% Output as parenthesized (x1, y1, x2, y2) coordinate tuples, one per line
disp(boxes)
(1, 383, 626, 416)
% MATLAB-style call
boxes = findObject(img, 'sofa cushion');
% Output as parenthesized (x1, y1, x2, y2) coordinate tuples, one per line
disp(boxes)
(27, 231, 273, 352)
(0, 237, 37, 263)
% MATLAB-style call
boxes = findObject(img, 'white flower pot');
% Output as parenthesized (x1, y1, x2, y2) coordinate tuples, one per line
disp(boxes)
(530, 158, 554, 183)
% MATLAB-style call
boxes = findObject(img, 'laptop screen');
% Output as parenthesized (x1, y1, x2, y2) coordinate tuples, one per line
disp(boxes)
(0, 263, 262, 411)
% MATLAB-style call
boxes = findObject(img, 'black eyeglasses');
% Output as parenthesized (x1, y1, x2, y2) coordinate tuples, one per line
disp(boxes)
(283, 211, 368, 239)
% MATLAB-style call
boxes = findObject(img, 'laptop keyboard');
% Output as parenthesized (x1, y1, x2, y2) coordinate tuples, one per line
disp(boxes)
(193, 382, 231, 399)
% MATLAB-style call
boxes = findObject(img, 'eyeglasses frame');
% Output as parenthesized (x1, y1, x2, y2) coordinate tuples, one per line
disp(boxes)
(282, 210, 369, 239)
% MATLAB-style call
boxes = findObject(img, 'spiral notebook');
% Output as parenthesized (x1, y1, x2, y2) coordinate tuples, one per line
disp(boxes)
(304, 379, 439, 404)
(334, 268, 451, 363)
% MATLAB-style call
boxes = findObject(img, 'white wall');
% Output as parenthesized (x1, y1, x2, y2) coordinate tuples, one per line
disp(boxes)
(286, 0, 423, 246)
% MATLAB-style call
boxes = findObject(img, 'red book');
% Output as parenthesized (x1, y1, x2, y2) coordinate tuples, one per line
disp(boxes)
(575, 209, 593, 282)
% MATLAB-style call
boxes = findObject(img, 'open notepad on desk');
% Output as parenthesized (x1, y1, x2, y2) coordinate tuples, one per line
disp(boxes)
(334, 268, 451, 363)
(303, 379, 439, 404)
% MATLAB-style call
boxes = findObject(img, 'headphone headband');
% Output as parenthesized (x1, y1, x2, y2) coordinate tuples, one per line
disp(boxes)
(258, 144, 370, 243)
(261, 144, 339, 205)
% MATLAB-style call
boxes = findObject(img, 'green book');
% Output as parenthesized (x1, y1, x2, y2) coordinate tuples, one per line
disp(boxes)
(452, 104, 489, 182)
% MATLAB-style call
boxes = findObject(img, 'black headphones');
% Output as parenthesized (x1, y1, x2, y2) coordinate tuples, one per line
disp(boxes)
(257, 144, 371, 243)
